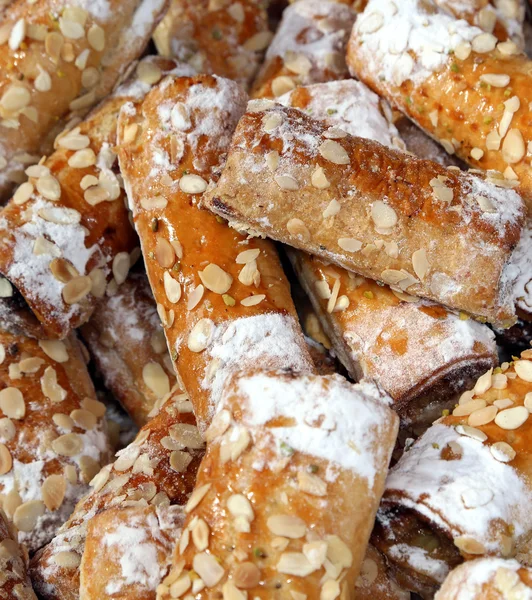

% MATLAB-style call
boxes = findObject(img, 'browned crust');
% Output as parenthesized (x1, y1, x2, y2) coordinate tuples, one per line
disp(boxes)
(0, 0, 168, 201)
(204, 105, 524, 325)
(116, 74, 313, 430)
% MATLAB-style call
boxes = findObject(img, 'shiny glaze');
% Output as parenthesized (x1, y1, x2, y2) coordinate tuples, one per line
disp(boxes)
(116, 75, 313, 430)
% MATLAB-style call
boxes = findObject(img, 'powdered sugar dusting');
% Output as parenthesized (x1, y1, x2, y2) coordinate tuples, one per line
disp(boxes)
(233, 372, 395, 486)
(199, 313, 314, 424)
(384, 423, 532, 553)
(507, 220, 532, 314)
(3, 198, 99, 329)
(353, 0, 482, 86)
(278, 79, 403, 150)
(388, 544, 449, 583)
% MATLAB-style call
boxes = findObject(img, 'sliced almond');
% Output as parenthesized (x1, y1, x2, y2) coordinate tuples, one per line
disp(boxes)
(0, 388, 25, 419)
(267, 514, 306, 539)
(199, 264, 232, 295)
(41, 474, 66, 511)
(319, 140, 350, 165)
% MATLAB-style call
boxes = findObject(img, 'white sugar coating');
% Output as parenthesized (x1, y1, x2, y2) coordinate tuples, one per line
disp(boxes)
(0, 414, 109, 551)
(122, 0, 167, 48)
(101, 510, 177, 595)
(198, 313, 314, 425)
(388, 544, 449, 584)
(435, 557, 532, 599)
(260, 0, 355, 83)
(506, 220, 532, 314)
(278, 79, 403, 150)
(153, 75, 248, 174)
(233, 372, 395, 487)
(353, 0, 482, 86)
(72, 0, 111, 20)
(2, 198, 99, 326)
(384, 423, 532, 553)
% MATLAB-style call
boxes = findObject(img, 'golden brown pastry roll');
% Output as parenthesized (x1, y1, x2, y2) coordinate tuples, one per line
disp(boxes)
(373, 353, 532, 596)
(30, 387, 203, 600)
(355, 545, 411, 600)
(80, 271, 178, 427)
(289, 251, 498, 427)
(250, 0, 356, 99)
(116, 74, 314, 432)
(153, 0, 271, 89)
(0, 0, 168, 201)
(347, 0, 532, 207)
(158, 370, 399, 600)
(203, 103, 526, 326)
(0, 330, 111, 553)
(0, 507, 37, 599)
(435, 557, 532, 599)
(0, 56, 194, 341)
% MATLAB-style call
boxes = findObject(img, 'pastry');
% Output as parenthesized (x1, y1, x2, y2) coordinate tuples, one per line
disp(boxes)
(347, 0, 532, 207)
(80, 271, 178, 427)
(373, 354, 532, 595)
(203, 103, 526, 326)
(435, 557, 532, 599)
(157, 370, 399, 600)
(0, 56, 193, 341)
(0, 0, 168, 201)
(250, 0, 356, 99)
(116, 74, 314, 432)
(153, 0, 272, 89)
(31, 387, 202, 600)
(0, 330, 111, 552)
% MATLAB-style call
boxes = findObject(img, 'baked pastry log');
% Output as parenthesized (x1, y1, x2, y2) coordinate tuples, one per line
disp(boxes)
(116, 74, 314, 432)
(435, 557, 532, 599)
(203, 103, 526, 326)
(0, 56, 194, 341)
(0, 0, 168, 202)
(355, 545, 411, 600)
(81, 271, 178, 427)
(31, 387, 203, 600)
(372, 354, 532, 596)
(153, 0, 272, 89)
(0, 508, 37, 600)
(0, 330, 111, 553)
(277, 80, 497, 426)
(347, 0, 532, 207)
(157, 371, 399, 600)
(250, 0, 356, 99)
(289, 251, 498, 428)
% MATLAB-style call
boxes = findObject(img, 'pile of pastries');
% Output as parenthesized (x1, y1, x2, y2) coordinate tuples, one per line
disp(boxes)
(0, 0, 529, 598)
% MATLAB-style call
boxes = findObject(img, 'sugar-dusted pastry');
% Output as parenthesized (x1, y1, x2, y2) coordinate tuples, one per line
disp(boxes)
(116, 74, 314, 432)
(347, 0, 532, 207)
(81, 271, 178, 427)
(203, 103, 526, 326)
(435, 557, 532, 599)
(0, 508, 37, 599)
(373, 353, 532, 595)
(153, 0, 271, 89)
(251, 0, 356, 99)
(0, 0, 168, 201)
(31, 387, 203, 600)
(157, 371, 399, 600)
(355, 545, 411, 600)
(289, 251, 498, 427)
(0, 56, 194, 341)
(0, 330, 111, 552)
